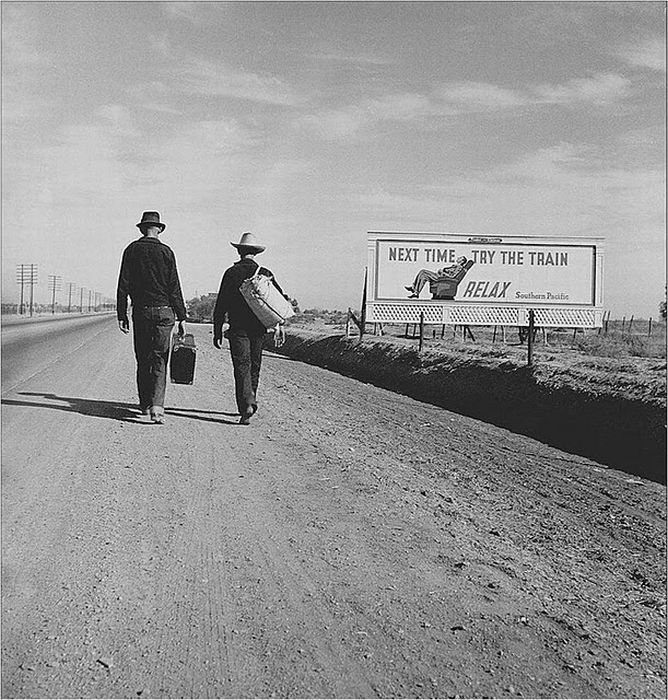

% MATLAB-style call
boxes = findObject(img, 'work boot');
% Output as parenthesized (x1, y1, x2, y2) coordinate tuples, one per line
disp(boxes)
(239, 407, 253, 425)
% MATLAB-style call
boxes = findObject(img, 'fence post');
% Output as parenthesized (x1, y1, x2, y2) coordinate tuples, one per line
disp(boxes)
(648, 317, 653, 337)
(359, 267, 368, 341)
(418, 312, 424, 352)
(527, 309, 535, 366)
(628, 315, 634, 334)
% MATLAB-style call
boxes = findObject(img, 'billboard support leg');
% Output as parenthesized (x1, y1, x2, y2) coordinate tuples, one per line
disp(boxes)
(419, 312, 424, 352)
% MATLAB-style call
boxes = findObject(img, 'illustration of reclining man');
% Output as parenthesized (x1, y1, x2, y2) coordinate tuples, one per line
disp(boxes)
(405, 256, 474, 300)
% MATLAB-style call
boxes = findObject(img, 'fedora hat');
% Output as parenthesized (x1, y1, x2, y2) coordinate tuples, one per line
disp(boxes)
(231, 232, 265, 253)
(136, 211, 166, 231)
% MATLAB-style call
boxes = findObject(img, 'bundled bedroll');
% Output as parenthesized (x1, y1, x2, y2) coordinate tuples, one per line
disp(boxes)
(240, 268, 294, 328)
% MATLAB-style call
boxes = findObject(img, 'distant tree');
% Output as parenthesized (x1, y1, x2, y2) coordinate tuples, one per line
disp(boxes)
(660, 286, 666, 320)
(186, 293, 217, 321)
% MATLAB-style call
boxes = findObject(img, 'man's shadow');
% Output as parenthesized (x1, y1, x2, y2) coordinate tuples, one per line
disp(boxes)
(2, 393, 240, 425)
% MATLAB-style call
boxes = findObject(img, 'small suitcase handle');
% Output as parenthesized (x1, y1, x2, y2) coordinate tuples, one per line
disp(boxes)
(173, 332, 196, 348)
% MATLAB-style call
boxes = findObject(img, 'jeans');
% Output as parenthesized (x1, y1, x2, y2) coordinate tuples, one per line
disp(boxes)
(228, 330, 264, 415)
(132, 306, 175, 409)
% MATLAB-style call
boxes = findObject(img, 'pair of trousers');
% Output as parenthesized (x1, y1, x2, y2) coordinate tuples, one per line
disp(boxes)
(411, 269, 440, 294)
(227, 330, 264, 415)
(132, 306, 175, 409)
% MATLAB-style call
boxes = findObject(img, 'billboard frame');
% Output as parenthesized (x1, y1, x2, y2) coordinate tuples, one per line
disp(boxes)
(365, 231, 605, 328)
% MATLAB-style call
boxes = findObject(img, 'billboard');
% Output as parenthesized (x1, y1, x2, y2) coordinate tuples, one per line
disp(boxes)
(366, 232, 604, 327)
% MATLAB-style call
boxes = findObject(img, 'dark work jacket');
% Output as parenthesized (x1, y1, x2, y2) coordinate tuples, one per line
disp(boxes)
(213, 258, 287, 337)
(116, 237, 187, 322)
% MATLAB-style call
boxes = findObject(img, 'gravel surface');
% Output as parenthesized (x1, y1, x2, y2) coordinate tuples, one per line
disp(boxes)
(2, 320, 665, 698)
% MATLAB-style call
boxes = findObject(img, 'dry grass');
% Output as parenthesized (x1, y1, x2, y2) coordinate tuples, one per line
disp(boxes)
(287, 317, 666, 405)
(369, 321, 667, 359)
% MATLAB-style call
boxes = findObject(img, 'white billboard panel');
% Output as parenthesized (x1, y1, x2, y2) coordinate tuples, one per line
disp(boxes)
(366, 232, 604, 327)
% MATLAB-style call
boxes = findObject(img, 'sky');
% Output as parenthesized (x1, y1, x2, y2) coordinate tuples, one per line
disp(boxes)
(2, 1, 665, 316)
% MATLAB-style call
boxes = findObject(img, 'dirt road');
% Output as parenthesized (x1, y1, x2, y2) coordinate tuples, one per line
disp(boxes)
(2, 320, 665, 699)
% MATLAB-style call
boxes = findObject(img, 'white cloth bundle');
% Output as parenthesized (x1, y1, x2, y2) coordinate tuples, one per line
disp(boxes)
(240, 267, 294, 329)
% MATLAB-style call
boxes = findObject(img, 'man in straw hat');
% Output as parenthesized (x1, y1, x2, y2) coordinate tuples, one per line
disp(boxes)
(117, 211, 187, 424)
(213, 232, 289, 425)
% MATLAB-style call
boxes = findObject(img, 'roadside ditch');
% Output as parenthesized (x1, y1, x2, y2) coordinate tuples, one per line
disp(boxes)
(270, 327, 666, 483)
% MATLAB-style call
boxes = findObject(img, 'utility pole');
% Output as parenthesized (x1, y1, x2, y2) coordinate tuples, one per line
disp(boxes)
(67, 282, 76, 313)
(88, 289, 92, 313)
(80, 287, 86, 313)
(48, 275, 62, 314)
(16, 264, 29, 314)
(17, 264, 38, 316)
(25, 264, 38, 316)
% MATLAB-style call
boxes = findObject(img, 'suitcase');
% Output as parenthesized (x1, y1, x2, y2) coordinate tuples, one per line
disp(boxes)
(240, 267, 294, 328)
(170, 333, 196, 384)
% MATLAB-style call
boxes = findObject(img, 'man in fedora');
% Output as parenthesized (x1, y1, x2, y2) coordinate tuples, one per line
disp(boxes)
(116, 211, 187, 424)
(405, 255, 473, 298)
(213, 232, 288, 425)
